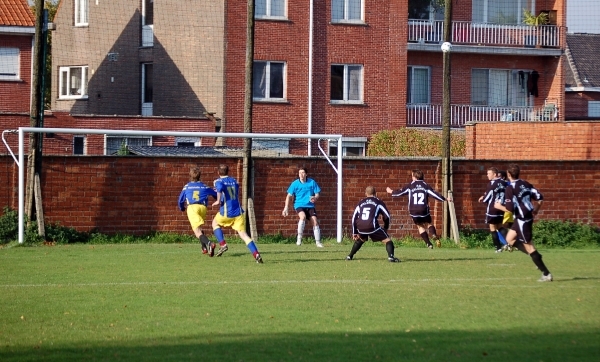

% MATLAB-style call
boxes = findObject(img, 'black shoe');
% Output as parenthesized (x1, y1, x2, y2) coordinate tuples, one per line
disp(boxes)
(388, 257, 400, 263)
(345, 255, 353, 261)
(216, 245, 228, 257)
(427, 244, 433, 249)
(255, 253, 263, 264)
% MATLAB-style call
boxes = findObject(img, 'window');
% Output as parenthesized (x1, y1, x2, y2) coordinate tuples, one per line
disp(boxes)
(105, 137, 151, 155)
(0, 48, 19, 80)
(141, 63, 153, 115)
(589, 101, 600, 117)
(472, 0, 534, 25)
(73, 136, 85, 155)
(253, 61, 285, 101)
(142, 0, 154, 47)
(75, 0, 89, 26)
(329, 137, 367, 156)
(331, 64, 363, 103)
(407, 66, 431, 104)
(176, 137, 200, 147)
(471, 69, 530, 107)
(332, 0, 363, 22)
(256, 0, 286, 19)
(59, 66, 88, 99)
(409, 0, 445, 21)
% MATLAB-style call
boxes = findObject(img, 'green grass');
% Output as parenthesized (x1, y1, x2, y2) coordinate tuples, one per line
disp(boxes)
(1, 242, 599, 361)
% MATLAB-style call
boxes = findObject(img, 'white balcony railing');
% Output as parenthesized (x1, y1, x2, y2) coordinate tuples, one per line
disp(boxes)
(408, 20, 560, 48)
(407, 104, 558, 127)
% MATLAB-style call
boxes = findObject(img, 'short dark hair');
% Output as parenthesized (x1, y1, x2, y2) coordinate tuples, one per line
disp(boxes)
(412, 169, 424, 180)
(507, 164, 520, 179)
(488, 167, 499, 174)
(189, 167, 201, 181)
(218, 164, 229, 176)
(498, 170, 507, 179)
(299, 167, 308, 174)
(365, 186, 375, 196)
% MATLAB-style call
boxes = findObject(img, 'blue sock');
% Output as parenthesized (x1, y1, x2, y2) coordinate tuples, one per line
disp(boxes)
(214, 228, 225, 243)
(246, 241, 258, 254)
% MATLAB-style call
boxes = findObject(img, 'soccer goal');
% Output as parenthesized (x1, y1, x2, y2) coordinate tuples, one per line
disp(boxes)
(5, 127, 344, 244)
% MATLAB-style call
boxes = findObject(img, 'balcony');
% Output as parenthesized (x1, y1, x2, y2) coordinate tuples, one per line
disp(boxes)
(408, 20, 562, 53)
(406, 103, 559, 127)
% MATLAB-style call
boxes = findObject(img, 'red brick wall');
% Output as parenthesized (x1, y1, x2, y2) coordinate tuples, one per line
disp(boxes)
(0, 112, 215, 155)
(0, 35, 33, 113)
(565, 92, 600, 119)
(466, 121, 600, 160)
(1, 156, 598, 240)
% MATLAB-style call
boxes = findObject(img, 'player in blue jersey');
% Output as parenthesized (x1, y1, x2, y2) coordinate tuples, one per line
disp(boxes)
(211, 164, 263, 263)
(282, 167, 323, 247)
(178, 167, 218, 256)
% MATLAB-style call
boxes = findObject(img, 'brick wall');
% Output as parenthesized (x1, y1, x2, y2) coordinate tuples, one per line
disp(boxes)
(465, 121, 600, 160)
(1, 156, 598, 240)
(565, 92, 600, 119)
(0, 35, 33, 113)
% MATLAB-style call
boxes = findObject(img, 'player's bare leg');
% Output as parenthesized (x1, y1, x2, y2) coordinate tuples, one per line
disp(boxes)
(417, 223, 433, 249)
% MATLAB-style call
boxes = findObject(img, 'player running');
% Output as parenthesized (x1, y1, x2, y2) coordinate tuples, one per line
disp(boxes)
(178, 166, 218, 256)
(211, 164, 263, 263)
(346, 186, 399, 262)
(386, 169, 449, 249)
(478, 167, 508, 252)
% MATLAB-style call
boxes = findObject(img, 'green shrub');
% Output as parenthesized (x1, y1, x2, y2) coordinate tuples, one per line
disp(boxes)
(368, 128, 466, 157)
(0, 206, 43, 244)
(534, 220, 600, 248)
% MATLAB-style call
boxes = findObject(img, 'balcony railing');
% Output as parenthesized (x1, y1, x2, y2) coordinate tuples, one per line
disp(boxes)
(408, 20, 560, 48)
(407, 104, 558, 127)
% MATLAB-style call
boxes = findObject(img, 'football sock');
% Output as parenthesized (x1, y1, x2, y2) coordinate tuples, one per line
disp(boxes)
(297, 219, 305, 240)
(529, 250, 550, 274)
(420, 232, 432, 246)
(199, 234, 210, 248)
(500, 227, 509, 238)
(513, 241, 528, 254)
(213, 228, 226, 245)
(246, 241, 259, 258)
(313, 225, 321, 243)
(428, 225, 438, 239)
(385, 241, 395, 258)
(349, 240, 364, 257)
(490, 231, 503, 249)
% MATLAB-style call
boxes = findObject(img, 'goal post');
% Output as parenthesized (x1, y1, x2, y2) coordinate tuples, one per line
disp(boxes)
(14, 127, 344, 244)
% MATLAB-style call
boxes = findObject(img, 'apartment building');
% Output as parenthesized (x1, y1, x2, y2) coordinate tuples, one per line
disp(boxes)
(48, 0, 566, 156)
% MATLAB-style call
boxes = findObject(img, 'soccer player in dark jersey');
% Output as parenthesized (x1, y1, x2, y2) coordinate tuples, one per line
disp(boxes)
(497, 170, 515, 251)
(478, 167, 507, 252)
(178, 167, 218, 256)
(386, 169, 448, 249)
(494, 164, 553, 282)
(346, 186, 399, 262)
(211, 164, 263, 263)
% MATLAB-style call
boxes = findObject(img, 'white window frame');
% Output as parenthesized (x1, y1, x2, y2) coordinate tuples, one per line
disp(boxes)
(471, 68, 531, 107)
(408, 0, 445, 22)
(75, 0, 89, 27)
(589, 101, 600, 117)
(58, 66, 88, 99)
(73, 135, 86, 155)
(255, 0, 287, 20)
(472, 0, 534, 25)
(0, 48, 19, 81)
(141, 63, 153, 116)
(105, 136, 152, 155)
(329, 137, 367, 157)
(142, 0, 154, 47)
(175, 137, 201, 147)
(331, 0, 364, 23)
(330, 64, 363, 104)
(407, 65, 431, 105)
(253, 61, 286, 102)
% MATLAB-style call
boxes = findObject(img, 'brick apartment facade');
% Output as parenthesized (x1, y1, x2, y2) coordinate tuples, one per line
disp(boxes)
(0, 0, 35, 114)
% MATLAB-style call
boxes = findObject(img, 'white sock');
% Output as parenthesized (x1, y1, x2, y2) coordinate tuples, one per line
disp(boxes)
(297, 219, 305, 240)
(313, 225, 321, 243)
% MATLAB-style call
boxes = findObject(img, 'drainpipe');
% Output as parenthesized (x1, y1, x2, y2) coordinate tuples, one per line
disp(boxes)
(307, 0, 313, 155)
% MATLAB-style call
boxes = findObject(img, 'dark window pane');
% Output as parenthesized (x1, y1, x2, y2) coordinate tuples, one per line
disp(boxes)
(269, 62, 284, 98)
(253, 62, 267, 98)
(73, 137, 84, 155)
(331, 65, 344, 100)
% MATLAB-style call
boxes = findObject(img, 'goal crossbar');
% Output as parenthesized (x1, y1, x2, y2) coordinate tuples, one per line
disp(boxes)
(12, 127, 343, 244)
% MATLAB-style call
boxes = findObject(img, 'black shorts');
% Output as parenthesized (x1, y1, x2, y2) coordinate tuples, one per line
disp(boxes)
(511, 218, 533, 243)
(295, 207, 317, 218)
(486, 215, 504, 225)
(357, 228, 390, 242)
(412, 215, 431, 225)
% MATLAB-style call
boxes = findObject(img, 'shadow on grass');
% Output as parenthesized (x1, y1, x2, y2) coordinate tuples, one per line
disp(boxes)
(1, 329, 598, 362)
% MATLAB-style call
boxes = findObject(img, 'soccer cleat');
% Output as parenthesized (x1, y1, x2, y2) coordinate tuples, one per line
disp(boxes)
(208, 242, 215, 257)
(296, 236, 302, 246)
(495, 248, 503, 253)
(316, 242, 324, 248)
(435, 240, 441, 248)
(202, 246, 208, 255)
(216, 245, 228, 257)
(538, 273, 553, 282)
(345, 255, 353, 261)
(255, 253, 264, 264)
(427, 244, 433, 250)
(388, 257, 400, 263)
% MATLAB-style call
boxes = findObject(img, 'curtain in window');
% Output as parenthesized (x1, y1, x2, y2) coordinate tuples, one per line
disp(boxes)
(471, 69, 488, 105)
(70, 68, 82, 95)
(269, 63, 284, 98)
(332, 0, 344, 21)
(472, 0, 533, 24)
(412, 68, 429, 103)
(253, 62, 267, 98)
(348, 0, 361, 20)
(489, 70, 509, 106)
(0, 48, 19, 77)
(348, 65, 361, 101)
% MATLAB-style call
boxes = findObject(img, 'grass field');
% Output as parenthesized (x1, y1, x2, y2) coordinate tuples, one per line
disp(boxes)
(0, 242, 599, 361)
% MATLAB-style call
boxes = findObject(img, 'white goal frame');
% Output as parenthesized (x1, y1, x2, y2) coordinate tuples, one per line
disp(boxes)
(9, 127, 343, 244)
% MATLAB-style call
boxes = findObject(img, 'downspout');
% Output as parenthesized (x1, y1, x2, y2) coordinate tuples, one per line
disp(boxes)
(307, 0, 313, 155)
